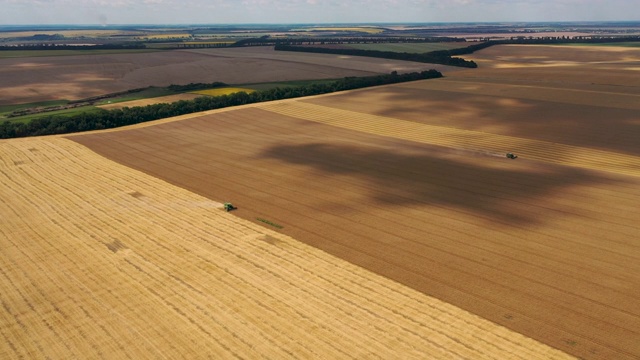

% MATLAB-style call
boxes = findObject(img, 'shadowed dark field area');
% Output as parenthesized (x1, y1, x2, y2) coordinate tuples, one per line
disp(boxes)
(303, 83, 640, 156)
(260, 141, 614, 225)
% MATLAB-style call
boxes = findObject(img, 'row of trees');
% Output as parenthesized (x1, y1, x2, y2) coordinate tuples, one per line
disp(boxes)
(169, 36, 465, 49)
(0, 70, 442, 139)
(274, 44, 478, 68)
(232, 36, 465, 47)
(166, 82, 227, 92)
(503, 35, 640, 44)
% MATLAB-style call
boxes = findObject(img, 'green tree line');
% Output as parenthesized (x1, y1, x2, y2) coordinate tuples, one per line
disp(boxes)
(0, 70, 442, 139)
(273, 44, 478, 68)
(232, 36, 464, 47)
(273, 36, 640, 68)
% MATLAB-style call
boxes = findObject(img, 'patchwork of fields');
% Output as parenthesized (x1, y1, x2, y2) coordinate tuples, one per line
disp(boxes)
(0, 46, 455, 106)
(96, 93, 203, 110)
(2, 44, 640, 359)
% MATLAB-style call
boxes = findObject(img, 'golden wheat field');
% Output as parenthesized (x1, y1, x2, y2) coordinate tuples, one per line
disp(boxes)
(0, 137, 572, 359)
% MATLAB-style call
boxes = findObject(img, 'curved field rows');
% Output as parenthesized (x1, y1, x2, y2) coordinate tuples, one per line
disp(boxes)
(259, 101, 640, 177)
(0, 137, 572, 359)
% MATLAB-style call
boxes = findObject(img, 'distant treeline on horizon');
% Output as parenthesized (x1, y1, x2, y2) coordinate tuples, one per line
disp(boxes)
(2, 21, 640, 29)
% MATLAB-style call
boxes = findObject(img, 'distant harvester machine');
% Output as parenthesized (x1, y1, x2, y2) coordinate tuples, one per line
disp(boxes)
(223, 202, 236, 212)
(506, 152, 518, 159)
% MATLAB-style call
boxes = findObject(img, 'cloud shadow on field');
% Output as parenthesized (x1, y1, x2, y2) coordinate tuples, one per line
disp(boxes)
(261, 141, 617, 225)
(305, 81, 640, 157)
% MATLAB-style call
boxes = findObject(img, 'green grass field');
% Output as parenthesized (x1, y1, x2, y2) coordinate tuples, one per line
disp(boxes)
(94, 87, 176, 105)
(3, 107, 103, 123)
(0, 100, 69, 114)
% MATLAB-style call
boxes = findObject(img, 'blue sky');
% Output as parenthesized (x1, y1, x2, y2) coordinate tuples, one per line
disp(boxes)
(1, 0, 638, 25)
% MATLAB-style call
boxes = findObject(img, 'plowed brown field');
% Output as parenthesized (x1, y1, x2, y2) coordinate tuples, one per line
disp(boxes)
(0, 46, 456, 105)
(0, 137, 572, 359)
(70, 44, 640, 360)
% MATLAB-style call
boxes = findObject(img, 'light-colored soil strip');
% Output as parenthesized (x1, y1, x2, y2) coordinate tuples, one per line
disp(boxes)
(97, 93, 203, 110)
(399, 79, 640, 110)
(0, 137, 573, 359)
(191, 87, 255, 96)
(259, 101, 640, 177)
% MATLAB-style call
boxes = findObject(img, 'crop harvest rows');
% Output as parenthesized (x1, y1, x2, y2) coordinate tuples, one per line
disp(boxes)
(0, 138, 572, 359)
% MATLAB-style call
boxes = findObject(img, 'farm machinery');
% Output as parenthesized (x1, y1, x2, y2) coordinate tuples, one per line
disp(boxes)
(506, 152, 518, 159)
(223, 202, 237, 212)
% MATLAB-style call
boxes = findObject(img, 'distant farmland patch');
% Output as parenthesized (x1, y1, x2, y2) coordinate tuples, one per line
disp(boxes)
(181, 41, 235, 45)
(559, 42, 640, 48)
(344, 42, 470, 53)
(141, 33, 191, 39)
(0, 49, 160, 58)
(301, 27, 385, 34)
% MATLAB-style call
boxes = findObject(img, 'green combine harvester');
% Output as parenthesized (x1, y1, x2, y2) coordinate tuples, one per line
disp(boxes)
(223, 202, 236, 212)
(506, 152, 518, 159)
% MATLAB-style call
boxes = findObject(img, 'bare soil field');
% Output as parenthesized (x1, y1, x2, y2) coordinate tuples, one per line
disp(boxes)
(97, 93, 203, 110)
(70, 44, 640, 360)
(0, 137, 572, 359)
(0, 46, 454, 105)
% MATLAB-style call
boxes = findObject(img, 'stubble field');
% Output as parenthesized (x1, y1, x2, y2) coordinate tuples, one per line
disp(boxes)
(0, 136, 572, 359)
(2, 44, 639, 359)
(69, 44, 640, 360)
